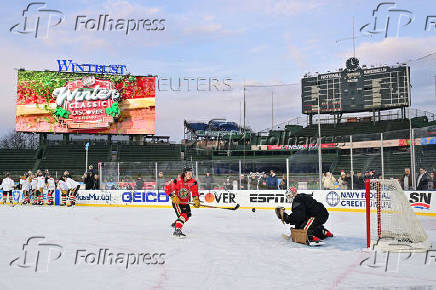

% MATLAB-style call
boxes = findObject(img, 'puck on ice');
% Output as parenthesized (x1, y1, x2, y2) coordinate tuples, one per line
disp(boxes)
(252, 208, 256, 212)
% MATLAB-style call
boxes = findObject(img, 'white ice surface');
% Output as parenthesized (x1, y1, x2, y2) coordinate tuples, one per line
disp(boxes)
(0, 206, 435, 290)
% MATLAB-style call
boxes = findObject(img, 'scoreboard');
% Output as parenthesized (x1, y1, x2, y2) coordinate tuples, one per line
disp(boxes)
(301, 58, 410, 114)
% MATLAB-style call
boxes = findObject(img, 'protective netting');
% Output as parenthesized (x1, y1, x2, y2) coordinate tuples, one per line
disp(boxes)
(368, 179, 430, 251)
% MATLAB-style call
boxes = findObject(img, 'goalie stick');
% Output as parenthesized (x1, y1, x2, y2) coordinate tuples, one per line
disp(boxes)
(188, 202, 240, 211)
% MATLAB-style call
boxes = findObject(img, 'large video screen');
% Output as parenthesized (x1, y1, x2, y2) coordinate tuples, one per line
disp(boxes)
(16, 71, 155, 134)
(301, 65, 410, 114)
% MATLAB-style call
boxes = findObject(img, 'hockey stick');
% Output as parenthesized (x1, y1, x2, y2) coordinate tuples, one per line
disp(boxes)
(189, 202, 240, 210)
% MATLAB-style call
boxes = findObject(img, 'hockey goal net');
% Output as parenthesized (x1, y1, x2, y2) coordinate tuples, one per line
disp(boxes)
(365, 179, 431, 252)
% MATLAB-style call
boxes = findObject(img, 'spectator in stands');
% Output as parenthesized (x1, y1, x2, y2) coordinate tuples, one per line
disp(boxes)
(204, 172, 214, 190)
(94, 174, 100, 190)
(259, 173, 268, 190)
(364, 171, 370, 180)
(135, 176, 144, 190)
(279, 174, 287, 190)
(248, 174, 258, 190)
(338, 171, 349, 190)
(353, 171, 365, 190)
(223, 176, 233, 190)
(429, 172, 435, 191)
(400, 168, 412, 190)
(266, 170, 278, 190)
(322, 172, 336, 190)
(88, 165, 96, 175)
(417, 167, 430, 190)
(240, 174, 248, 190)
(232, 178, 238, 190)
(156, 172, 166, 190)
(83, 171, 95, 190)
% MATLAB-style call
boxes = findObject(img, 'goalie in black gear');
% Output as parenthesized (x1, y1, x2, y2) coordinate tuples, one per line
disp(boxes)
(275, 187, 333, 243)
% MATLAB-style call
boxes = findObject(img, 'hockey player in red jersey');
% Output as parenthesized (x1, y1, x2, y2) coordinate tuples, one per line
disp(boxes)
(165, 166, 200, 238)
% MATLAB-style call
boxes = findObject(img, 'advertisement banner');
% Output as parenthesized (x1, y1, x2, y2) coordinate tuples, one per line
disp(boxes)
(0, 190, 60, 204)
(76, 190, 171, 207)
(1, 189, 433, 215)
(16, 71, 156, 134)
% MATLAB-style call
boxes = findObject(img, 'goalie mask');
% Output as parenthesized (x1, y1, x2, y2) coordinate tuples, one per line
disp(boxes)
(286, 187, 298, 203)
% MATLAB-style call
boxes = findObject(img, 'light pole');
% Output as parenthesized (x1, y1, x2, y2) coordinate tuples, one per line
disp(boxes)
(317, 95, 323, 190)
(85, 142, 89, 172)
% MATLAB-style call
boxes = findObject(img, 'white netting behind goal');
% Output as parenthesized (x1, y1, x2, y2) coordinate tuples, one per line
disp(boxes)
(368, 179, 431, 252)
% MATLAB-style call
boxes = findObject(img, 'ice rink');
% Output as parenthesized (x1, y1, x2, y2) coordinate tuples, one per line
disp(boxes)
(0, 206, 435, 290)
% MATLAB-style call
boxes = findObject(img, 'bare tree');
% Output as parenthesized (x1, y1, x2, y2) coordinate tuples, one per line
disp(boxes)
(0, 130, 38, 149)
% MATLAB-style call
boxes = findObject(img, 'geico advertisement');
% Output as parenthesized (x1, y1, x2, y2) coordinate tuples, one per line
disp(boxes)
(77, 190, 171, 205)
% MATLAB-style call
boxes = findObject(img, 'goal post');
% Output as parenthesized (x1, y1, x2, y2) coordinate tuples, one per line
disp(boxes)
(365, 178, 431, 252)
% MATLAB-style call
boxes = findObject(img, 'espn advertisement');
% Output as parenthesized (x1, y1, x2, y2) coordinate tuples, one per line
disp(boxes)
(16, 70, 156, 134)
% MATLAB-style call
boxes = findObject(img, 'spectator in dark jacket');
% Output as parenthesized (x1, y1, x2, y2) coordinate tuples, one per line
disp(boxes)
(417, 168, 430, 190)
(240, 174, 248, 190)
(204, 172, 214, 190)
(400, 168, 413, 190)
(83, 171, 95, 190)
(223, 176, 233, 190)
(94, 174, 100, 190)
(266, 170, 278, 190)
(353, 171, 365, 190)
(249, 175, 258, 190)
(135, 176, 144, 190)
(279, 174, 287, 190)
(259, 173, 268, 190)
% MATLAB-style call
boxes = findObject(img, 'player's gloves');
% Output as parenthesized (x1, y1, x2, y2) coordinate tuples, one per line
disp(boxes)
(275, 207, 285, 224)
(193, 196, 200, 208)
(170, 194, 180, 205)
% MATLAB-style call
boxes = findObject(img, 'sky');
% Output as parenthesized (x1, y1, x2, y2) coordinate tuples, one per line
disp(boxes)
(1, 0, 436, 140)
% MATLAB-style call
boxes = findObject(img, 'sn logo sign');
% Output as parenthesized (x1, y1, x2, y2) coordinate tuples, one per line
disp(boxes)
(409, 192, 432, 209)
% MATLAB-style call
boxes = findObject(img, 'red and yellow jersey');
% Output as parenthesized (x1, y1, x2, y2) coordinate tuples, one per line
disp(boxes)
(165, 177, 199, 204)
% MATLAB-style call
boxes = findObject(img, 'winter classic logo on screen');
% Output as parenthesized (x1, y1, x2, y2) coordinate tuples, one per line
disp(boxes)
(53, 76, 120, 130)
(326, 191, 340, 207)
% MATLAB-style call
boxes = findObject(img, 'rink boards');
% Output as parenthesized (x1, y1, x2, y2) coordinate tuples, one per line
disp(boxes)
(2, 189, 433, 216)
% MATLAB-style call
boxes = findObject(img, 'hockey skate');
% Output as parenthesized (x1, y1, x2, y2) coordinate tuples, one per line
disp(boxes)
(173, 228, 186, 238)
(307, 235, 325, 246)
(323, 229, 333, 238)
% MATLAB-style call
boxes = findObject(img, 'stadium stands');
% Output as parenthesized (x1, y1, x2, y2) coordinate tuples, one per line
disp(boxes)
(0, 149, 36, 177)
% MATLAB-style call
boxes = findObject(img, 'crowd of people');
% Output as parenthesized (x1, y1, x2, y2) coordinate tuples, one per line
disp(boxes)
(322, 167, 436, 191)
(0, 165, 100, 206)
(201, 170, 288, 191)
